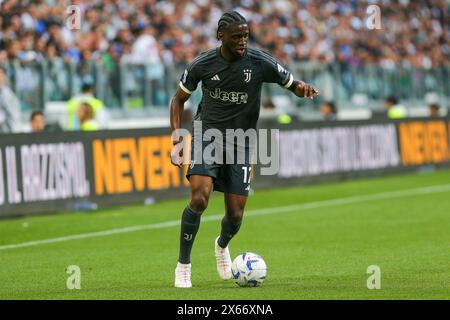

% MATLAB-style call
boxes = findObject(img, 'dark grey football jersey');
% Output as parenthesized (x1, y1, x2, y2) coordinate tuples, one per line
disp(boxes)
(179, 47, 294, 133)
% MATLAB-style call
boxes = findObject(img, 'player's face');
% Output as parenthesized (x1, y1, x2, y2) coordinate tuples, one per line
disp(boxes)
(221, 24, 249, 58)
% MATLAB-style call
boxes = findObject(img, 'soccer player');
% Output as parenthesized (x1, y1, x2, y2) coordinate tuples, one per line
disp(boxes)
(170, 11, 319, 288)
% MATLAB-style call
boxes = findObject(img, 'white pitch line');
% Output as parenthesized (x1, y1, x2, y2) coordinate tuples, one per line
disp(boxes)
(1, 183, 450, 251)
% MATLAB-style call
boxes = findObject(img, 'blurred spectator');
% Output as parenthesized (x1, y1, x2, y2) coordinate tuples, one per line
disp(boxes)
(260, 98, 277, 119)
(0, 0, 448, 69)
(428, 103, 441, 117)
(263, 99, 275, 110)
(0, 66, 21, 133)
(30, 111, 45, 132)
(77, 102, 99, 131)
(260, 98, 293, 124)
(67, 77, 106, 130)
(0, 0, 449, 115)
(130, 25, 165, 105)
(385, 96, 407, 119)
(321, 101, 338, 121)
(26, 110, 62, 133)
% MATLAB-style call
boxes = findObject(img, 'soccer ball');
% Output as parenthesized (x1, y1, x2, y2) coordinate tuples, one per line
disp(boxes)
(231, 252, 267, 287)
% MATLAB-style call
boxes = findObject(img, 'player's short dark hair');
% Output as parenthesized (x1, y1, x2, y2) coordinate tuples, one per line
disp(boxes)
(385, 96, 398, 105)
(217, 11, 247, 40)
(30, 110, 44, 121)
(81, 75, 95, 92)
(429, 103, 440, 112)
(325, 101, 337, 114)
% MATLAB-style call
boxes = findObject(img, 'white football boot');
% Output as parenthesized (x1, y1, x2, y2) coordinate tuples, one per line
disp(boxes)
(174, 262, 192, 288)
(214, 236, 232, 280)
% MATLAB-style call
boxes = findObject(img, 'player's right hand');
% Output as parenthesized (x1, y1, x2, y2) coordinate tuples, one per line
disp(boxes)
(295, 81, 320, 99)
(170, 142, 184, 167)
(303, 83, 319, 99)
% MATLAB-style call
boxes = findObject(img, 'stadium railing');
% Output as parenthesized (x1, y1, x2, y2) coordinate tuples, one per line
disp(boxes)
(1, 60, 449, 112)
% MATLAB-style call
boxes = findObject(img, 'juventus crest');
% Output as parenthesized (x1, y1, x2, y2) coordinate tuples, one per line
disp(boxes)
(243, 69, 252, 83)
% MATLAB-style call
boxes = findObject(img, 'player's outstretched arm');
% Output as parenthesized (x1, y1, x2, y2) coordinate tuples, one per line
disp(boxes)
(169, 87, 191, 167)
(287, 80, 320, 99)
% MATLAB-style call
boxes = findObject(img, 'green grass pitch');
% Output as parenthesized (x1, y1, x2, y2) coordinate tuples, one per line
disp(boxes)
(0, 169, 449, 300)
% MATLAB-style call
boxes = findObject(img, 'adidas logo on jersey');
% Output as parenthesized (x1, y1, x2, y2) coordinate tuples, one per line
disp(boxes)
(277, 63, 287, 74)
(211, 74, 220, 81)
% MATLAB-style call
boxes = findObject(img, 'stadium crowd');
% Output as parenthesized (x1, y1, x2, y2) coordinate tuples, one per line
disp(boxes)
(0, 0, 449, 132)
(0, 0, 449, 69)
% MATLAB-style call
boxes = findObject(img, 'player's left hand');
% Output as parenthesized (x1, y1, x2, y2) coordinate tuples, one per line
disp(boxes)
(296, 82, 320, 99)
(170, 142, 184, 167)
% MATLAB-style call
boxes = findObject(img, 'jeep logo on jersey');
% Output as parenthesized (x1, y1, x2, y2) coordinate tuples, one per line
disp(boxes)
(209, 88, 248, 104)
(243, 69, 252, 83)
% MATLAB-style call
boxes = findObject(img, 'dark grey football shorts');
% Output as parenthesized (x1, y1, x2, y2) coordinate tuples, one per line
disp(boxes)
(186, 139, 253, 196)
